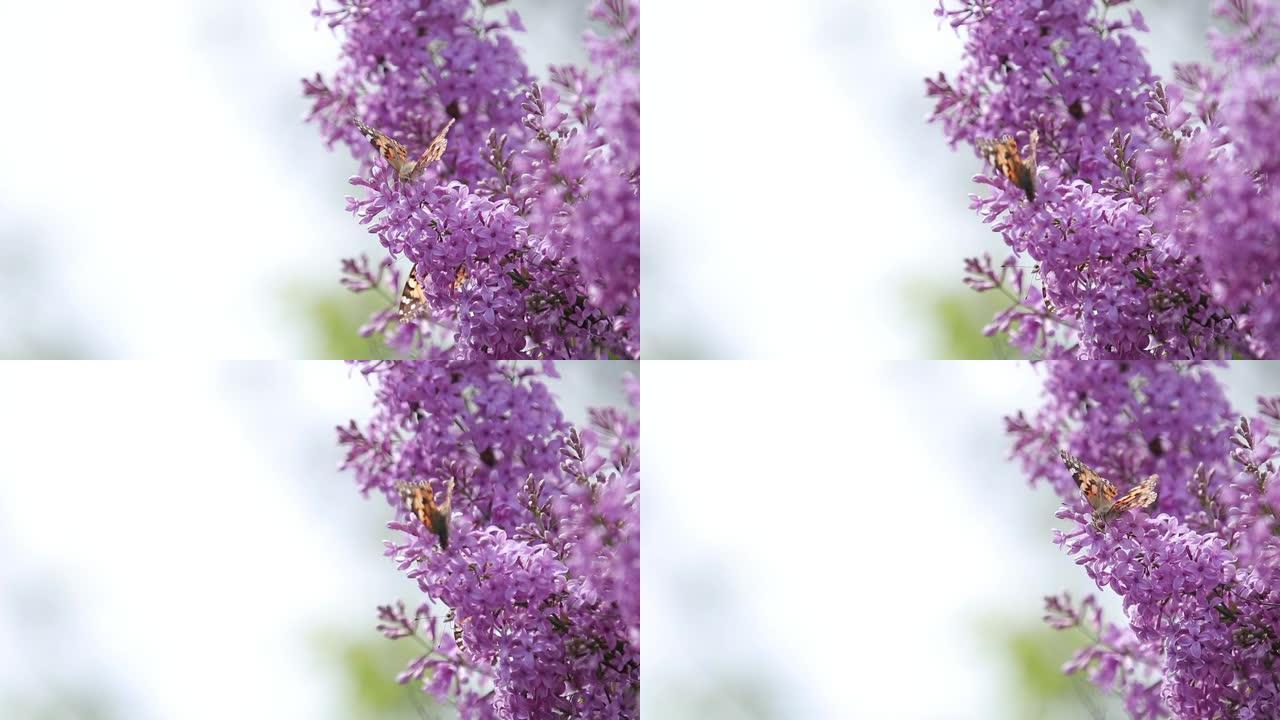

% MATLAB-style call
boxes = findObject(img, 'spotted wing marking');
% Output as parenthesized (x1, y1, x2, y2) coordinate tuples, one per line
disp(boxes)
(1108, 475, 1159, 518)
(978, 130, 1038, 201)
(1059, 449, 1116, 512)
(441, 608, 467, 653)
(354, 118, 409, 173)
(397, 479, 453, 549)
(441, 608, 465, 651)
(1058, 449, 1157, 527)
(353, 116, 455, 182)
(414, 117, 456, 174)
(452, 616, 466, 653)
(398, 264, 429, 324)
(451, 263, 468, 292)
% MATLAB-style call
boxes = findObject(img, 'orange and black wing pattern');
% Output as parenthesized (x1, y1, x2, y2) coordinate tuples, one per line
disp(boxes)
(1059, 449, 1117, 512)
(1059, 449, 1158, 527)
(398, 480, 450, 549)
(397, 264, 429, 324)
(977, 130, 1038, 201)
(354, 118, 410, 175)
(1107, 475, 1158, 517)
(411, 117, 456, 179)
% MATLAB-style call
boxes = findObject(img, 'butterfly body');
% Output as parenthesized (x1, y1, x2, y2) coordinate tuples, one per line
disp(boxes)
(398, 479, 453, 549)
(1059, 449, 1158, 528)
(354, 116, 455, 183)
(978, 130, 1038, 201)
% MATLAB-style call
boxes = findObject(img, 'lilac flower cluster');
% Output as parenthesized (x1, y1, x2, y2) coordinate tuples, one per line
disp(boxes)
(929, 0, 1280, 358)
(1008, 362, 1280, 717)
(306, 0, 639, 359)
(338, 359, 639, 718)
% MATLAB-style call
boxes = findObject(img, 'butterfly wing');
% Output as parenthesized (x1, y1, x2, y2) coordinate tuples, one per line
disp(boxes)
(1013, 130, 1038, 201)
(409, 117, 456, 180)
(421, 487, 449, 549)
(1103, 474, 1159, 519)
(354, 118, 409, 175)
(397, 482, 424, 528)
(398, 481, 449, 549)
(1025, 130, 1038, 175)
(453, 619, 466, 652)
(451, 263, 468, 291)
(1059, 449, 1118, 512)
(977, 133, 1036, 201)
(397, 264, 429, 324)
(976, 136, 1003, 170)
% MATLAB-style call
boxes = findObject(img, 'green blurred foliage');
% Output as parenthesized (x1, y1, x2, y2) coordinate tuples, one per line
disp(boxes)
(905, 280, 1023, 360)
(982, 618, 1122, 720)
(282, 282, 396, 360)
(314, 628, 454, 720)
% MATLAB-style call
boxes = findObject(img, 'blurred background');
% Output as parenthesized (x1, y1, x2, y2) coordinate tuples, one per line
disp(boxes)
(0, 360, 634, 719)
(0, 0, 591, 359)
(642, 0, 1214, 358)
(643, 360, 1280, 719)
(5, 359, 1271, 720)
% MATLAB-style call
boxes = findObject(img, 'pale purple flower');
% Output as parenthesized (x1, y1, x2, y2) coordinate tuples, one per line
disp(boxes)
(339, 359, 639, 718)
(307, 0, 639, 359)
(931, 0, 1280, 358)
(1011, 362, 1280, 717)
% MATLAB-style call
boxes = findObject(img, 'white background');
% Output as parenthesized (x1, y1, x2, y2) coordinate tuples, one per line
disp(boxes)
(0, 358, 1273, 720)
(643, 360, 1279, 718)
(0, 0, 590, 358)
(0, 361, 632, 719)
(0, 0, 1261, 718)
(642, 0, 1212, 358)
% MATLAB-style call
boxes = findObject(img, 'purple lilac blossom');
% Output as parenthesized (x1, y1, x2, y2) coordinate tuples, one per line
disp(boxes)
(307, 0, 639, 359)
(929, 0, 1279, 358)
(338, 359, 639, 718)
(1009, 362, 1280, 718)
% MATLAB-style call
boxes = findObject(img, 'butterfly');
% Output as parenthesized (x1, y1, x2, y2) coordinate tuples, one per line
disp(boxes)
(1058, 449, 1158, 528)
(354, 116, 456, 182)
(398, 478, 453, 549)
(977, 130, 1038, 201)
(398, 264, 429, 324)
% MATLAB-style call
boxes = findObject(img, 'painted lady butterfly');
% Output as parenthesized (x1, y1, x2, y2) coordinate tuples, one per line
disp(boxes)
(354, 116, 456, 183)
(398, 478, 453, 549)
(1059, 449, 1158, 528)
(977, 130, 1038, 201)
(396, 263, 467, 324)
(398, 265, 429, 325)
